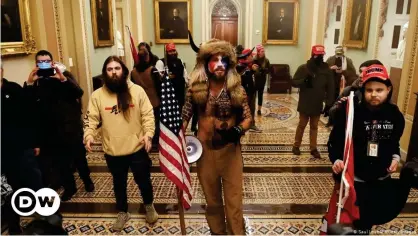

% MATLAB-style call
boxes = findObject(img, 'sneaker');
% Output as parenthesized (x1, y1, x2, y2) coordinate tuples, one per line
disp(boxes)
(311, 149, 321, 158)
(145, 204, 159, 224)
(61, 189, 77, 201)
(249, 125, 262, 132)
(292, 146, 301, 155)
(112, 212, 131, 232)
(257, 110, 262, 116)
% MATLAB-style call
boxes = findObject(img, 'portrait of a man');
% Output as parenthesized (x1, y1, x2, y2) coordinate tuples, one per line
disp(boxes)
(91, 0, 114, 47)
(343, 0, 371, 48)
(1, 0, 23, 43)
(155, 0, 191, 43)
(349, 0, 366, 41)
(263, 0, 299, 45)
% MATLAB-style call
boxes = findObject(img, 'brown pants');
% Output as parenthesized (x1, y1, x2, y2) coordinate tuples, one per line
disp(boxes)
(294, 113, 320, 151)
(197, 142, 244, 235)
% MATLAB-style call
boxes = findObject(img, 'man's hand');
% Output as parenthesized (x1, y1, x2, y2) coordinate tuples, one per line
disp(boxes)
(140, 136, 152, 153)
(34, 148, 40, 156)
(51, 65, 67, 81)
(215, 126, 243, 144)
(330, 65, 338, 70)
(251, 64, 259, 71)
(337, 96, 348, 104)
(84, 136, 94, 152)
(28, 67, 39, 84)
(388, 159, 399, 173)
(332, 160, 344, 174)
(336, 69, 343, 74)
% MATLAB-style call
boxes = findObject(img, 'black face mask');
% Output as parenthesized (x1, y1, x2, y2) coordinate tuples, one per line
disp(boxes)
(314, 55, 324, 65)
(167, 54, 178, 62)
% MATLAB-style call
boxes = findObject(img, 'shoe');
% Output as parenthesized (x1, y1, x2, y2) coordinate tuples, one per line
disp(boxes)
(84, 180, 95, 192)
(145, 204, 159, 224)
(112, 212, 131, 232)
(292, 146, 301, 155)
(257, 110, 262, 116)
(311, 149, 321, 158)
(249, 125, 262, 132)
(61, 189, 77, 201)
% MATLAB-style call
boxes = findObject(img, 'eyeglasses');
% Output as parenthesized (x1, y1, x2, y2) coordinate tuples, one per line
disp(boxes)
(37, 60, 52, 63)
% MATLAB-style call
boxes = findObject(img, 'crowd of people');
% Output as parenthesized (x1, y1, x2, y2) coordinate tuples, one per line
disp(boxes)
(1, 36, 415, 235)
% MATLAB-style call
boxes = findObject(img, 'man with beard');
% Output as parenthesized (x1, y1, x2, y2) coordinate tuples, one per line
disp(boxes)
(183, 36, 252, 235)
(138, 42, 159, 66)
(131, 48, 162, 146)
(238, 48, 261, 132)
(24, 50, 92, 201)
(253, 44, 271, 115)
(84, 56, 158, 231)
(155, 43, 188, 110)
(291, 45, 334, 159)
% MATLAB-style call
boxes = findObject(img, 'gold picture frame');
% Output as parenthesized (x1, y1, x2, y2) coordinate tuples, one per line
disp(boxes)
(154, 0, 192, 44)
(90, 0, 114, 48)
(343, 0, 372, 49)
(263, 0, 299, 45)
(1, 0, 36, 56)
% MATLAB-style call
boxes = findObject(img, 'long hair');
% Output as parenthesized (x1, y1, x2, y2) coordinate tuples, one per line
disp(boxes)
(101, 56, 132, 120)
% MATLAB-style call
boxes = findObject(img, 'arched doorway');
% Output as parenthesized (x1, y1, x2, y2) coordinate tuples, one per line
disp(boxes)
(211, 0, 239, 46)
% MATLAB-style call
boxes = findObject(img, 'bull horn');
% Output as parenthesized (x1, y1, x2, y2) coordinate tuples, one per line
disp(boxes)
(188, 30, 200, 53)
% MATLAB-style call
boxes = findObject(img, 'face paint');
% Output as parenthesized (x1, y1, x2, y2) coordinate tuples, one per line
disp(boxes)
(208, 55, 228, 73)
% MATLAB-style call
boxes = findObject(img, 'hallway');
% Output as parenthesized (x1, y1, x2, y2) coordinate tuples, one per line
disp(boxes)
(23, 94, 418, 234)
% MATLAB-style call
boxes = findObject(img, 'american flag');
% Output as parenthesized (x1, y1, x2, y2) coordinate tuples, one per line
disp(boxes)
(320, 91, 359, 234)
(158, 74, 192, 209)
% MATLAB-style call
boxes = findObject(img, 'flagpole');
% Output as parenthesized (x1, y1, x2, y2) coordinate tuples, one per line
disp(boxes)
(177, 187, 186, 235)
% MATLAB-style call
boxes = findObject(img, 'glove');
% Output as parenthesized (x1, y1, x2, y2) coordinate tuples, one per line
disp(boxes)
(215, 126, 243, 144)
(322, 105, 331, 117)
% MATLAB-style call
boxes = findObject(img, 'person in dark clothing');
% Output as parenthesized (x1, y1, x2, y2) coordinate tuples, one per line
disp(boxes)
(235, 44, 244, 55)
(1, 65, 44, 234)
(24, 50, 91, 201)
(138, 42, 159, 66)
(155, 43, 188, 110)
(253, 44, 271, 115)
(328, 64, 405, 234)
(131, 48, 162, 146)
(328, 59, 384, 126)
(291, 45, 334, 158)
(238, 48, 261, 132)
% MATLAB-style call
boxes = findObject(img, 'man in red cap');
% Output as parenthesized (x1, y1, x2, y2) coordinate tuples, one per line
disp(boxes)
(328, 64, 405, 234)
(156, 43, 188, 110)
(291, 45, 334, 158)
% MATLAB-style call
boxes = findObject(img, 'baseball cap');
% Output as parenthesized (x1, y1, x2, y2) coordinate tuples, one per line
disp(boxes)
(312, 45, 325, 55)
(361, 64, 391, 85)
(335, 46, 344, 55)
(165, 43, 176, 51)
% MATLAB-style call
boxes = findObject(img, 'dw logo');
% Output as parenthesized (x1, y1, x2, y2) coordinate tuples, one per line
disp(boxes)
(11, 188, 60, 216)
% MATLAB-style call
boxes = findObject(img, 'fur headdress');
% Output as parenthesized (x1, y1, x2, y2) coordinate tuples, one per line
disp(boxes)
(188, 34, 244, 107)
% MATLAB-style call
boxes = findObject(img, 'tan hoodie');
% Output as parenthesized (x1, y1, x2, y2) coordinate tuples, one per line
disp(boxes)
(83, 80, 155, 156)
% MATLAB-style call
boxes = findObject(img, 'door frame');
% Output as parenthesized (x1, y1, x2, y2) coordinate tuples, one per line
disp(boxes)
(211, 16, 239, 45)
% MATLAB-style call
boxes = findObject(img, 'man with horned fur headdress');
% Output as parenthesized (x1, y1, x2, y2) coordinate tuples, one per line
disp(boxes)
(182, 34, 252, 234)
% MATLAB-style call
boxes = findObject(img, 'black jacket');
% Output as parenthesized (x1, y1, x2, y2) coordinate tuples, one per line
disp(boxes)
(240, 69, 256, 97)
(23, 75, 84, 147)
(328, 100, 405, 182)
(1, 79, 39, 154)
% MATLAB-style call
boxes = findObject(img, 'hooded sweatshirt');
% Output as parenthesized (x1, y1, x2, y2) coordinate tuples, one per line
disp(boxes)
(83, 80, 155, 156)
(328, 96, 405, 182)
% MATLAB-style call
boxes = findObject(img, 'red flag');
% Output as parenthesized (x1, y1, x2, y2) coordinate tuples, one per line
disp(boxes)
(126, 26, 139, 65)
(158, 75, 192, 209)
(320, 92, 360, 234)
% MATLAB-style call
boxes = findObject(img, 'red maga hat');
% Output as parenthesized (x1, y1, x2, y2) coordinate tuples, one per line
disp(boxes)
(361, 64, 390, 84)
(311, 45, 325, 55)
(165, 43, 176, 51)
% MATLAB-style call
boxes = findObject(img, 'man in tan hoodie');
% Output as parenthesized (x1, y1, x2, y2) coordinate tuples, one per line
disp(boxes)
(83, 56, 158, 231)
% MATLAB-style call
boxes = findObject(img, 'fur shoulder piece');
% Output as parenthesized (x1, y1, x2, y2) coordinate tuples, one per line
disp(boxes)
(188, 39, 243, 107)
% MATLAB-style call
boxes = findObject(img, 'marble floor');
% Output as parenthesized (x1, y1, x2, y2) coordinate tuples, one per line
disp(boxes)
(7, 93, 418, 235)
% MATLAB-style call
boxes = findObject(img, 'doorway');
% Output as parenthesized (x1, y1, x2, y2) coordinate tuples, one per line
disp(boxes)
(210, 0, 239, 46)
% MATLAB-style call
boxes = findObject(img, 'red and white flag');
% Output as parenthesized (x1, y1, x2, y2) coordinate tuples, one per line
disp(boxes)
(125, 26, 139, 65)
(320, 91, 360, 234)
(158, 75, 192, 209)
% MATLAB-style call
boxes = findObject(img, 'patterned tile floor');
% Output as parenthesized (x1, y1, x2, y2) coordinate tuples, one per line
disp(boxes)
(63, 173, 418, 205)
(18, 214, 418, 235)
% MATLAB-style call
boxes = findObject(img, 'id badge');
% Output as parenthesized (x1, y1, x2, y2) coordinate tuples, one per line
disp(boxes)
(367, 141, 379, 157)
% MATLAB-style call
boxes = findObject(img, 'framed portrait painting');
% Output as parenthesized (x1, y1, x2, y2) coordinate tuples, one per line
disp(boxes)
(263, 0, 299, 45)
(91, 0, 114, 48)
(1, 0, 36, 56)
(154, 0, 192, 44)
(343, 0, 372, 49)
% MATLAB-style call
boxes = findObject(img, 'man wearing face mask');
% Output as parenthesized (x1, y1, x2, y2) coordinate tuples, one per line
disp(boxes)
(291, 45, 334, 158)
(24, 50, 89, 201)
(155, 43, 188, 110)
(84, 56, 158, 231)
(131, 48, 162, 146)
(184, 35, 252, 235)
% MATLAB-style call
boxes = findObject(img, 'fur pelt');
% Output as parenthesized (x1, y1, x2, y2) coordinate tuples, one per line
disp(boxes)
(188, 39, 244, 107)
